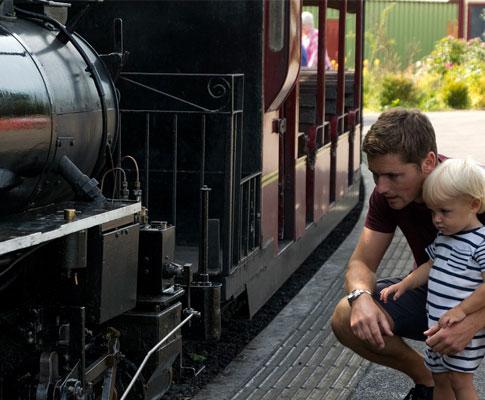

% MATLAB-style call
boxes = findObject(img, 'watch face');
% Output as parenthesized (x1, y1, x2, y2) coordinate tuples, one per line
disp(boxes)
(347, 289, 372, 306)
(347, 290, 364, 305)
(347, 291, 357, 304)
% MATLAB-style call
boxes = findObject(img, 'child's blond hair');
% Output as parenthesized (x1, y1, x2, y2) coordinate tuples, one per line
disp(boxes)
(423, 157, 485, 213)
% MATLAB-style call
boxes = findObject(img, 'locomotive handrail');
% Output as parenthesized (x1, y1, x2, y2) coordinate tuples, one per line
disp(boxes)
(119, 309, 199, 400)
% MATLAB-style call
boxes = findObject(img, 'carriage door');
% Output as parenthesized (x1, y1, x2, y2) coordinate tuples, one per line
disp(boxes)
(264, 0, 300, 247)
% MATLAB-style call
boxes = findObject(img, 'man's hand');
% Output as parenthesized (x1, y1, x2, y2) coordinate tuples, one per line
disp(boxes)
(425, 313, 480, 354)
(350, 294, 393, 349)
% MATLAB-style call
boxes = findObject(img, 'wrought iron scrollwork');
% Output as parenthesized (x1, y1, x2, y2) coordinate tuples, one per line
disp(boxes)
(119, 73, 242, 114)
(207, 77, 229, 99)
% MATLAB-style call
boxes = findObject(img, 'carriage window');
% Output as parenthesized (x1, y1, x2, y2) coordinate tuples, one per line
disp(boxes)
(269, 1, 286, 52)
(469, 5, 485, 41)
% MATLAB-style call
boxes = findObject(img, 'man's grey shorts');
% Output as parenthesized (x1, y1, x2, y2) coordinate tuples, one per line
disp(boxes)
(373, 276, 428, 341)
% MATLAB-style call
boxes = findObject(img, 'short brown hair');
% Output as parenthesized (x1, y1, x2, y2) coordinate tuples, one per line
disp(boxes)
(363, 108, 437, 165)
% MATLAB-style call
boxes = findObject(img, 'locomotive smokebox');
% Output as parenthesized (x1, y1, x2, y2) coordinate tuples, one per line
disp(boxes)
(0, 15, 118, 215)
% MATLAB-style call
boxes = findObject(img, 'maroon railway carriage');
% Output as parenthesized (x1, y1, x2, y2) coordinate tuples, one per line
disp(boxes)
(0, 0, 364, 398)
(260, 0, 364, 317)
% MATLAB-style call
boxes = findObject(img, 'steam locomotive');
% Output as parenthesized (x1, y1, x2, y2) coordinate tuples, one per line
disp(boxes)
(0, 0, 364, 398)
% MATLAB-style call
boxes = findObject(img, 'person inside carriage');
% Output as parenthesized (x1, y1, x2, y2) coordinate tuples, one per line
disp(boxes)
(301, 10, 332, 70)
(301, 43, 308, 67)
(331, 108, 485, 400)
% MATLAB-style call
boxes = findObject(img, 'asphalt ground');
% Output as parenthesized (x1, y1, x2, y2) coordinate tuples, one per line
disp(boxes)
(193, 110, 485, 400)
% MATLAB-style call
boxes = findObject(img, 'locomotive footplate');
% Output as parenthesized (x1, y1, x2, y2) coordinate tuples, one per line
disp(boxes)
(0, 200, 141, 256)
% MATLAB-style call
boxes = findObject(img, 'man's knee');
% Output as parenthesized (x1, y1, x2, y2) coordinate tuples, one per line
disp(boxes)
(331, 297, 351, 342)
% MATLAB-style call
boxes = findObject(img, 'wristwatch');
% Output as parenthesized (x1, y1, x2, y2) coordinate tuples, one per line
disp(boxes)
(347, 289, 372, 306)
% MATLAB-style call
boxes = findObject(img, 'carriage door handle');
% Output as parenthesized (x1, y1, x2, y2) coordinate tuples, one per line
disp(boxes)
(272, 118, 287, 136)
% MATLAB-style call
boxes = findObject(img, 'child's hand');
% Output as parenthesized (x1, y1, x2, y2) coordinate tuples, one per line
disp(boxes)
(439, 306, 466, 328)
(380, 283, 407, 303)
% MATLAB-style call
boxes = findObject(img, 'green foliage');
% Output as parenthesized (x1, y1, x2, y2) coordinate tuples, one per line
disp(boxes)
(379, 74, 420, 109)
(364, 35, 485, 111)
(363, 61, 382, 110)
(425, 36, 467, 75)
(415, 71, 444, 111)
(365, 4, 401, 73)
(441, 78, 470, 109)
(464, 38, 485, 68)
(469, 75, 485, 109)
(415, 37, 484, 110)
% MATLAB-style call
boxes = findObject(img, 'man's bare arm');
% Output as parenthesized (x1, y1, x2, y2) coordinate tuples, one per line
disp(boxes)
(346, 227, 394, 349)
(345, 227, 393, 292)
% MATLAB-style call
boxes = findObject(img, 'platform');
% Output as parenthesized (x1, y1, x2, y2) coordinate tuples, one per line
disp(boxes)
(193, 111, 485, 400)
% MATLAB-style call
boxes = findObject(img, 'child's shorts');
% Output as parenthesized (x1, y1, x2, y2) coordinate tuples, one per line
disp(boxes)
(424, 330, 485, 373)
(373, 276, 428, 341)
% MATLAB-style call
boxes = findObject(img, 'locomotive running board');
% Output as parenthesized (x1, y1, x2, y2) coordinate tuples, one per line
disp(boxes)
(0, 200, 141, 256)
